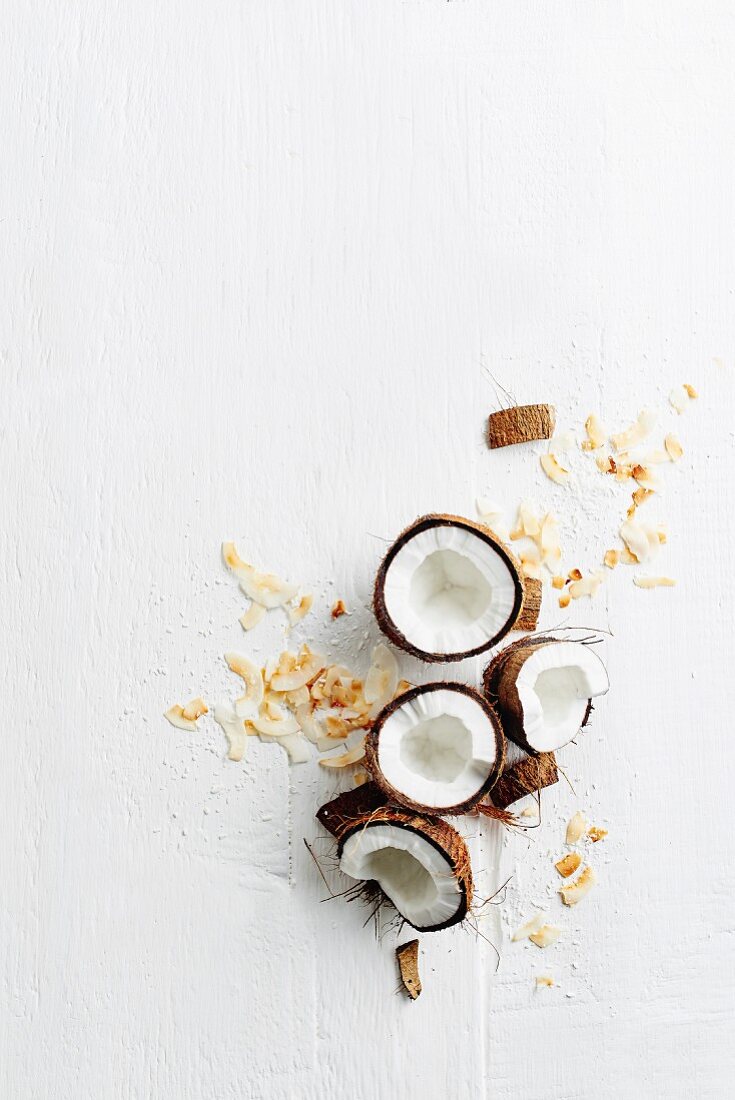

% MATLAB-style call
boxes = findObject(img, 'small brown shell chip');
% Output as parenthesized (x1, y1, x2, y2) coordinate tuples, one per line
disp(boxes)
(513, 575, 542, 632)
(396, 940, 422, 1000)
(489, 751, 559, 810)
(486, 404, 556, 449)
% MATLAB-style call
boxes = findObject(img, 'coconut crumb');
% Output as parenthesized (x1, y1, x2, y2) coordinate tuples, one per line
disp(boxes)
(684, 383, 698, 399)
(588, 826, 608, 843)
(535, 975, 554, 988)
(634, 575, 676, 589)
(551, 575, 565, 589)
(331, 599, 348, 619)
(165, 700, 208, 732)
(529, 925, 561, 949)
(603, 549, 619, 569)
(559, 865, 598, 907)
(540, 453, 570, 485)
(567, 568, 583, 582)
(554, 852, 582, 878)
(566, 811, 587, 844)
(664, 434, 683, 461)
(558, 592, 571, 609)
(581, 413, 607, 452)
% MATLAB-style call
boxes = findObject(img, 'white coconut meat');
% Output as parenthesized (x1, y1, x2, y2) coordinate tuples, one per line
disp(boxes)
(380, 521, 521, 659)
(339, 824, 465, 931)
(369, 686, 502, 813)
(506, 642, 609, 753)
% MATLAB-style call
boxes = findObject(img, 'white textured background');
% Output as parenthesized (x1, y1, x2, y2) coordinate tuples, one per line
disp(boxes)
(3, 3, 735, 1098)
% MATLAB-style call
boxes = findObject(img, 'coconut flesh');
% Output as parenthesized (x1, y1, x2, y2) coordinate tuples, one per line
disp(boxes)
(495, 640, 609, 753)
(366, 684, 504, 815)
(376, 516, 522, 661)
(338, 818, 470, 931)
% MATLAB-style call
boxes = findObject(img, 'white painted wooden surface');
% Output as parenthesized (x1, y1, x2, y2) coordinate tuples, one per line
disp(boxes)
(3, 3, 734, 1097)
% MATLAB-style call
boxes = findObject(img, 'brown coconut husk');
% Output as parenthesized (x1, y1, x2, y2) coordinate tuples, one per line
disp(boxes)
(365, 682, 505, 816)
(335, 806, 474, 932)
(316, 782, 388, 840)
(373, 514, 524, 663)
(396, 940, 422, 999)
(513, 575, 542, 632)
(486, 404, 556, 449)
(482, 636, 593, 754)
(490, 751, 559, 809)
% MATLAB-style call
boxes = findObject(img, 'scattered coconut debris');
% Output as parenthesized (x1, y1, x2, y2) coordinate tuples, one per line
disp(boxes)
(560, 865, 598, 907)
(331, 599, 348, 619)
(164, 698, 208, 732)
(555, 852, 582, 878)
(225, 652, 264, 718)
(566, 811, 587, 844)
(288, 594, 313, 627)
(240, 603, 266, 631)
(588, 826, 608, 843)
(603, 549, 619, 569)
(664, 434, 683, 462)
(529, 925, 561, 948)
(633, 576, 676, 589)
(222, 541, 298, 609)
(535, 975, 554, 988)
(213, 703, 248, 762)
(396, 940, 422, 1000)
(486, 404, 556, 449)
(610, 409, 656, 452)
(540, 453, 570, 485)
(581, 414, 607, 452)
(512, 912, 546, 942)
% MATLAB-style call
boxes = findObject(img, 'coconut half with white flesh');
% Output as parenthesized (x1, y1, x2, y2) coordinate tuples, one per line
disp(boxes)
(365, 683, 505, 815)
(337, 808, 473, 932)
(374, 514, 524, 662)
(483, 637, 609, 754)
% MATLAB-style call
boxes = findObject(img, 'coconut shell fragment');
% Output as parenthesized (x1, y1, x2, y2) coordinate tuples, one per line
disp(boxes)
(490, 751, 559, 810)
(514, 575, 542, 632)
(316, 782, 388, 839)
(486, 404, 556, 449)
(396, 940, 422, 1000)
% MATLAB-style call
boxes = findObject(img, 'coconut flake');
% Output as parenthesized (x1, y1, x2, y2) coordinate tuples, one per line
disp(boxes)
(536, 976, 554, 988)
(619, 520, 651, 563)
(511, 912, 546, 942)
(684, 383, 698, 399)
(632, 464, 659, 491)
(288, 594, 313, 626)
(258, 731, 310, 764)
(664, 434, 683, 461)
(222, 541, 298, 608)
(558, 592, 571, 609)
(568, 572, 603, 600)
(549, 429, 576, 453)
(540, 513, 562, 569)
(213, 704, 248, 762)
(240, 603, 267, 631)
(224, 652, 265, 718)
(363, 644, 399, 717)
(566, 811, 587, 844)
(634, 575, 676, 589)
(555, 852, 582, 878)
(331, 599, 348, 619)
(559, 865, 597, 906)
(270, 646, 326, 692)
(588, 826, 608, 843)
(610, 409, 656, 452)
(669, 385, 689, 413)
(165, 701, 207, 732)
(529, 925, 561, 948)
(319, 737, 367, 769)
(603, 549, 619, 569)
(510, 500, 541, 541)
(540, 453, 570, 485)
(581, 413, 607, 452)
(250, 713, 301, 737)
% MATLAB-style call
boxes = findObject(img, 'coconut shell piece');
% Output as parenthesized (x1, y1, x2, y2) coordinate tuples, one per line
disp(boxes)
(373, 513, 524, 663)
(337, 808, 473, 932)
(486, 404, 556, 449)
(514, 575, 542, 632)
(316, 782, 388, 839)
(364, 683, 505, 816)
(490, 752, 559, 810)
(396, 940, 422, 1000)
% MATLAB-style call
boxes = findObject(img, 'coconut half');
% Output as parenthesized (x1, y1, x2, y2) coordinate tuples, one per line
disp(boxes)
(365, 683, 505, 815)
(484, 637, 609, 754)
(374, 514, 524, 662)
(337, 809, 472, 932)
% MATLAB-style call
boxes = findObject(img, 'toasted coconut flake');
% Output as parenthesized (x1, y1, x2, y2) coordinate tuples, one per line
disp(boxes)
(567, 568, 583, 582)
(555, 852, 582, 878)
(610, 409, 656, 452)
(250, 713, 301, 738)
(684, 383, 698, 399)
(258, 731, 310, 764)
(632, 464, 658, 491)
(581, 413, 607, 452)
(331, 599, 348, 619)
(181, 697, 208, 722)
(558, 592, 571, 609)
(596, 454, 616, 474)
(536, 975, 554, 987)
(319, 737, 367, 769)
(664, 434, 683, 461)
(225, 652, 265, 718)
(363, 643, 399, 717)
(222, 541, 298, 608)
(568, 572, 603, 600)
(165, 703, 205, 732)
(288, 594, 313, 626)
(540, 453, 570, 485)
(240, 603, 267, 631)
(552, 575, 565, 589)
(475, 496, 504, 530)
(669, 385, 688, 413)
(621, 547, 638, 565)
(487, 404, 556, 449)
(270, 646, 326, 693)
(325, 715, 349, 740)
(512, 912, 546, 942)
(560, 865, 597, 906)
(213, 704, 248, 762)
(633, 487, 653, 509)
(396, 940, 422, 1000)
(529, 925, 561, 949)
(634, 575, 676, 589)
(588, 826, 608, 843)
(620, 520, 652, 563)
(540, 513, 562, 568)
(603, 549, 619, 569)
(566, 811, 587, 844)
(510, 499, 541, 541)
(550, 429, 576, 453)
